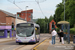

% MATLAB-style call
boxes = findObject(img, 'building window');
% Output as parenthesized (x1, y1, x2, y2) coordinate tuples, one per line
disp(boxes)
(52, 22, 54, 25)
(18, 14, 19, 17)
(0, 30, 4, 36)
(52, 22, 55, 29)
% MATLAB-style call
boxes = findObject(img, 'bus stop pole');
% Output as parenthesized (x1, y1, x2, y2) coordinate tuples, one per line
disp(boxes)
(67, 24, 70, 44)
(61, 24, 63, 31)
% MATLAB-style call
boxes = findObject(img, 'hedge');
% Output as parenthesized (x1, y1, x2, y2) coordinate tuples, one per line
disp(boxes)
(70, 28, 75, 34)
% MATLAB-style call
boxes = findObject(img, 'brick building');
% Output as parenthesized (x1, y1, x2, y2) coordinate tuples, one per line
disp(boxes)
(17, 9, 33, 21)
(0, 10, 26, 38)
(49, 19, 57, 31)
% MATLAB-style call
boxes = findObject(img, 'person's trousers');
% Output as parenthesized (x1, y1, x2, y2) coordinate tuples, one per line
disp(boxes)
(61, 37, 64, 44)
(52, 36, 55, 44)
(60, 37, 61, 42)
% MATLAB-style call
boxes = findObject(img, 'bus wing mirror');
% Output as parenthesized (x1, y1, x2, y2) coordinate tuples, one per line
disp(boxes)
(35, 28, 37, 30)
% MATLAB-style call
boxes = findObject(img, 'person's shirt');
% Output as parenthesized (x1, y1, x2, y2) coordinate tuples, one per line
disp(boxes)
(60, 32, 64, 37)
(58, 32, 60, 36)
(51, 30, 57, 36)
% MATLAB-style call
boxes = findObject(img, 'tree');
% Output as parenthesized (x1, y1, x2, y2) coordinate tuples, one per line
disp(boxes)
(49, 15, 54, 22)
(36, 18, 46, 33)
(55, 0, 75, 28)
(36, 16, 53, 33)
(55, 3, 64, 23)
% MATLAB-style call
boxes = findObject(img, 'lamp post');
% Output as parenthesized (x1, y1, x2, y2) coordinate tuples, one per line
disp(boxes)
(63, 0, 65, 32)
(64, 0, 65, 21)
(44, 21, 45, 33)
(25, 6, 28, 21)
(16, 14, 17, 29)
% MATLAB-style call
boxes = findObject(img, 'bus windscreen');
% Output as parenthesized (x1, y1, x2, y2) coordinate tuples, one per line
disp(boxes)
(16, 23, 34, 37)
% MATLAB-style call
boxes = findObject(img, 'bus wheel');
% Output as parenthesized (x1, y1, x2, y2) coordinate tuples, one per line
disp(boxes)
(37, 41, 39, 43)
(19, 43, 22, 45)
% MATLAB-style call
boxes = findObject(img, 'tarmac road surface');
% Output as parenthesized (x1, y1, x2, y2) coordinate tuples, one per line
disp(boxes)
(0, 33, 51, 50)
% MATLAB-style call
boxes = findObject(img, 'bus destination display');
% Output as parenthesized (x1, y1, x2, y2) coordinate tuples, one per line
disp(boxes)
(17, 24, 34, 27)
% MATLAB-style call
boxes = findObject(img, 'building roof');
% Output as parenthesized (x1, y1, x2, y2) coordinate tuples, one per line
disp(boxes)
(0, 10, 15, 17)
(50, 19, 56, 23)
(0, 9, 26, 21)
(57, 21, 69, 24)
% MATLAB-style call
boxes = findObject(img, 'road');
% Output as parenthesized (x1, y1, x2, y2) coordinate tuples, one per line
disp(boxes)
(0, 34, 51, 50)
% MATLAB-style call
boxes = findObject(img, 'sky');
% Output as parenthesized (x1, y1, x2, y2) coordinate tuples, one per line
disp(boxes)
(0, 0, 62, 19)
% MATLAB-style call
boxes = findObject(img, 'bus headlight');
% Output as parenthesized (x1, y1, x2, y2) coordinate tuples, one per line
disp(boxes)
(16, 38, 19, 41)
(17, 39, 19, 41)
(31, 37, 34, 40)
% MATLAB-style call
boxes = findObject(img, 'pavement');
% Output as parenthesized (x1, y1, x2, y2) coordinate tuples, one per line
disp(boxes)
(33, 35, 75, 50)
(0, 37, 16, 43)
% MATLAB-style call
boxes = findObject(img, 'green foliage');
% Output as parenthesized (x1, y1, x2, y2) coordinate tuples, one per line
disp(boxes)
(55, 3, 64, 24)
(70, 28, 75, 30)
(49, 15, 54, 22)
(70, 28, 75, 34)
(36, 16, 54, 33)
(56, 28, 59, 32)
(54, 0, 75, 28)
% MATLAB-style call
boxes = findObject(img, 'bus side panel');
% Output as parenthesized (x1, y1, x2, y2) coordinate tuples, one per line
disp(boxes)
(35, 26, 40, 42)
(36, 34, 40, 41)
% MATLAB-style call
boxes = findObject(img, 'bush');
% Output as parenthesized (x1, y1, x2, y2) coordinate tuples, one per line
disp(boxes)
(70, 28, 75, 34)
(56, 28, 59, 32)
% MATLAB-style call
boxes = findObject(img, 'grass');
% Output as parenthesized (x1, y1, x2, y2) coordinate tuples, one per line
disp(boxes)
(70, 28, 75, 30)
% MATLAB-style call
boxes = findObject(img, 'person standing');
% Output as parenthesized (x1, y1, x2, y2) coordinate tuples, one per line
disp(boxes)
(60, 30, 64, 44)
(51, 28, 57, 44)
(58, 29, 62, 42)
(58, 32, 62, 42)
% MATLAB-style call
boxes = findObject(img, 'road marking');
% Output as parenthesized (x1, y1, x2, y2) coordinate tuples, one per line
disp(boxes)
(13, 45, 25, 50)
(2, 45, 16, 50)
(33, 39, 47, 50)
(0, 39, 15, 43)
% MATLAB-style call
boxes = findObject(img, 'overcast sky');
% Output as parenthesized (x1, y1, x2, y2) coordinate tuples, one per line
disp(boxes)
(0, 0, 62, 19)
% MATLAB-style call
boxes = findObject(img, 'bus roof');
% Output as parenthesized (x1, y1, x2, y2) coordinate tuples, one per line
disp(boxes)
(17, 22, 40, 27)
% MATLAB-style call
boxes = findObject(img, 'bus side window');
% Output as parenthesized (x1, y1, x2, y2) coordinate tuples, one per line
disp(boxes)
(35, 27, 40, 35)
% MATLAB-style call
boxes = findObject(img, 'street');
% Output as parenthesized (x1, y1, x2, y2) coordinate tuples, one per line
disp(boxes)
(0, 34, 51, 50)
(0, 0, 75, 50)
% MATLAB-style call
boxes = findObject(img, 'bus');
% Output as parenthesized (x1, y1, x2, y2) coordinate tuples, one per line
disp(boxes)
(16, 22, 40, 44)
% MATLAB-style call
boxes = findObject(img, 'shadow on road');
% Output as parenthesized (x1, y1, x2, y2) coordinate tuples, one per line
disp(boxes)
(18, 42, 37, 45)
(73, 46, 75, 50)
